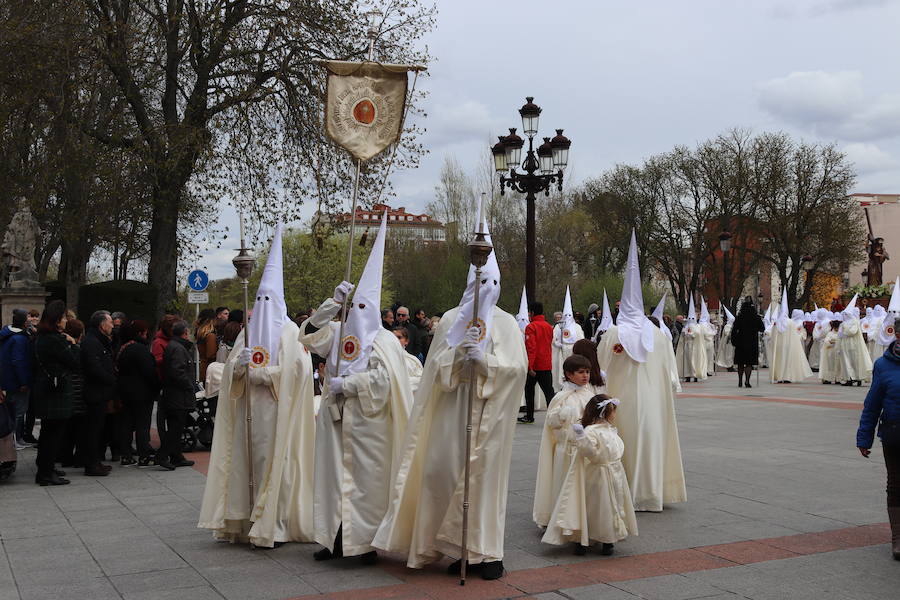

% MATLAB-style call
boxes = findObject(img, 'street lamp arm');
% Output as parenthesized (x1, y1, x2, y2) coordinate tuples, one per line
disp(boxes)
(499, 170, 564, 196)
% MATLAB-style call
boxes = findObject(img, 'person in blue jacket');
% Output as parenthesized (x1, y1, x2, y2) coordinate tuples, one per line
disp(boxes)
(856, 316, 900, 560)
(0, 309, 33, 449)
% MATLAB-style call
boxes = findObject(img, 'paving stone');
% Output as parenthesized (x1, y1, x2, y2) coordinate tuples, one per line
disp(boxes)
(612, 573, 724, 600)
(110, 566, 206, 594)
(122, 585, 225, 600)
(556, 582, 640, 599)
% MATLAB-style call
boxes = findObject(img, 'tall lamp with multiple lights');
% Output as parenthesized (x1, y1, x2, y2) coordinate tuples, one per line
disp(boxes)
(718, 231, 732, 314)
(491, 97, 571, 300)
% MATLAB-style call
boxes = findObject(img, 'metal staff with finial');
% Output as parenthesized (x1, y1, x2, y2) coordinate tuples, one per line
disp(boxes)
(232, 211, 257, 507)
(460, 197, 493, 586)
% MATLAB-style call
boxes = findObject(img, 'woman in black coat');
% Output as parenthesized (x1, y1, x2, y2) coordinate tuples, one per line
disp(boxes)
(116, 320, 160, 466)
(32, 301, 79, 486)
(730, 297, 765, 389)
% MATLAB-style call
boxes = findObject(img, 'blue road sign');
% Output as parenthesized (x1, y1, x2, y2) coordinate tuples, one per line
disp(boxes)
(188, 269, 209, 292)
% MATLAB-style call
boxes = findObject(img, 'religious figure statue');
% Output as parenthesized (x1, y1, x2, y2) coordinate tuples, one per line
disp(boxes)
(1, 198, 41, 287)
(866, 236, 889, 287)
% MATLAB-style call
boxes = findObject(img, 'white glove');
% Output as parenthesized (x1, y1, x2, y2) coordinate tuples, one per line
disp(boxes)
(333, 281, 355, 305)
(571, 423, 585, 438)
(465, 344, 485, 364)
(462, 326, 481, 348)
(329, 376, 345, 397)
(239, 347, 252, 366)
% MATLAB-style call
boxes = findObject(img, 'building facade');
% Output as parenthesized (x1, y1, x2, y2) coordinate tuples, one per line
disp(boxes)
(847, 193, 900, 288)
(334, 203, 447, 244)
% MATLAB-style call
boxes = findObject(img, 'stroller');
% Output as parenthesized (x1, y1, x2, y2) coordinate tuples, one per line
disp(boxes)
(181, 362, 222, 453)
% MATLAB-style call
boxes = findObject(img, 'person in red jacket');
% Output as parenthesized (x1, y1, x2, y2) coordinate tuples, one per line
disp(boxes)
(522, 301, 554, 424)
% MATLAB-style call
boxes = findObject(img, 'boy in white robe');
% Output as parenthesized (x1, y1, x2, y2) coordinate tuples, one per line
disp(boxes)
(533, 354, 596, 528)
(769, 291, 813, 383)
(698, 298, 716, 376)
(198, 225, 317, 548)
(542, 396, 637, 555)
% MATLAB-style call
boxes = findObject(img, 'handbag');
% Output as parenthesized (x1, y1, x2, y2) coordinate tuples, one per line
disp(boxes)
(880, 419, 900, 446)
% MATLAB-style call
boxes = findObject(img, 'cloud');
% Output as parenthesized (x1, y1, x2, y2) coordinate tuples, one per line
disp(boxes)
(421, 98, 497, 149)
(757, 70, 900, 141)
(842, 142, 898, 174)
(809, 0, 892, 16)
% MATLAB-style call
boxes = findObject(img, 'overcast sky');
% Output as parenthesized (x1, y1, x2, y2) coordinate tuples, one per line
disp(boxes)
(198, 0, 900, 280)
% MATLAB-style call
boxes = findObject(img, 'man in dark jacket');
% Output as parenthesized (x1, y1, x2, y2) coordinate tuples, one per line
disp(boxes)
(157, 320, 196, 471)
(0, 309, 32, 448)
(80, 310, 116, 476)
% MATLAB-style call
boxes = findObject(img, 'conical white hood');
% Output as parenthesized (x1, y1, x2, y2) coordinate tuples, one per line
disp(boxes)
(560, 286, 578, 344)
(445, 218, 501, 351)
(877, 277, 900, 345)
(723, 306, 735, 324)
(776, 288, 789, 332)
(889, 277, 900, 314)
(842, 293, 859, 320)
(598, 289, 612, 333)
(652, 292, 672, 341)
(617, 230, 654, 363)
(686, 295, 697, 323)
(699, 297, 710, 324)
(339, 211, 388, 376)
(248, 224, 287, 368)
(516, 286, 529, 333)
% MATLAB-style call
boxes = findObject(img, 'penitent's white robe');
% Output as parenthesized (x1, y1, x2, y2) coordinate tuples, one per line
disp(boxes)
(597, 325, 686, 512)
(809, 321, 828, 370)
(533, 382, 599, 528)
(676, 323, 707, 380)
(838, 318, 873, 383)
(864, 316, 885, 362)
(701, 322, 717, 375)
(715, 321, 734, 369)
(551, 324, 584, 392)
(300, 307, 413, 556)
(769, 324, 813, 383)
(541, 422, 638, 546)
(818, 330, 843, 383)
(402, 351, 424, 395)
(373, 307, 528, 567)
(197, 321, 316, 547)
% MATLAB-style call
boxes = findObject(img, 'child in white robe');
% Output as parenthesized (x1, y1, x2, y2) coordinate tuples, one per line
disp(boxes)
(542, 394, 638, 556)
(533, 355, 599, 528)
(819, 321, 843, 384)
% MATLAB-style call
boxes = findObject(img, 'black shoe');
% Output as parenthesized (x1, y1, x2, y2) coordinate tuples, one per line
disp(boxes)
(446, 560, 483, 575)
(120, 456, 137, 466)
(36, 473, 70, 486)
(856, 380, 862, 387)
(54, 469, 66, 477)
(174, 458, 195, 468)
(137, 455, 156, 467)
(84, 465, 109, 476)
(157, 460, 176, 471)
(745, 382, 752, 388)
(842, 381, 854, 386)
(314, 546, 342, 561)
(823, 381, 832, 384)
(517, 416, 535, 424)
(573, 543, 587, 556)
(358, 551, 377, 565)
(481, 561, 504, 580)
(738, 380, 743, 388)
(599, 543, 614, 556)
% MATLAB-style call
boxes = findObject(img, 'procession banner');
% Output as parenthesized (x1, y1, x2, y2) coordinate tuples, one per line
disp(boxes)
(323, 60, 413, 162)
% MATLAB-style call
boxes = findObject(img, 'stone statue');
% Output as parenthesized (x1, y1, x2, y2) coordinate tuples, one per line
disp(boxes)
(1, 198, 41, 287)
(866, 235, 889, 287)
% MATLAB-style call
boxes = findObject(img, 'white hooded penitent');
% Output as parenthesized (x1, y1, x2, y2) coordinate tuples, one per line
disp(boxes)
(339, 210, 388, 376)
(686, 295, 697, 324)
(699, 297, 710, 324)
(723, 305, 735, 325)
(776, 288, 790, 333)
(652, 292, 673, 341)
(598, 289, 613, 333)
(516, 286, 529, 333)
(560, 286, 579, 344)
(877, 276, 900, 346)
(618, 230, 655, 363)
(445, 217, 501, 352)
(249, 224, 287, 368)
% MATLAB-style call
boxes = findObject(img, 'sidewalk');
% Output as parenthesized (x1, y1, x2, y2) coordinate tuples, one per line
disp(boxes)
(1, 369, 894, 600)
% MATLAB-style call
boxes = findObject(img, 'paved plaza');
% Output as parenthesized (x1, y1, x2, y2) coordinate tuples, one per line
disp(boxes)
(1, 369, 895, 600)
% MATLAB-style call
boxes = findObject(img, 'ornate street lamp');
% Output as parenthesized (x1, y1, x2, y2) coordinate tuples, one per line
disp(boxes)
(494, 97, 571, 299)
(802, 254, 813, 304)
(718, 231, 732, 312)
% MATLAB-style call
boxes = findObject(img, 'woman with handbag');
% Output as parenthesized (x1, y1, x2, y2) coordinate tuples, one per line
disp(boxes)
(857, 316, 900, 560)
(32, 300, 80, 486)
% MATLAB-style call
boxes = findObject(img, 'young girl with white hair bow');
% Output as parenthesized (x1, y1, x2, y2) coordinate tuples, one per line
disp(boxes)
(541, 394, 638, 556)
